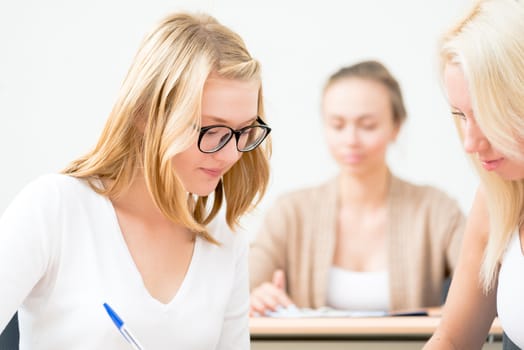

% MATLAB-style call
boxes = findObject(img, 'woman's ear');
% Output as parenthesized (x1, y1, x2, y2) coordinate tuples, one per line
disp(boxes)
(390, 123, 401, 143)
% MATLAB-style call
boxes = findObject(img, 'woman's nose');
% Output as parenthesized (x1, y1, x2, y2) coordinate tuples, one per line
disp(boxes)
(462, 119, 489, 154)
(343, 125, 359, 145)
(213, 136, 242, 163)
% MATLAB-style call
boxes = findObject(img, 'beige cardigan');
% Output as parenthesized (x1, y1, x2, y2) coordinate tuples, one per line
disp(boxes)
(249, 175, 465, 311)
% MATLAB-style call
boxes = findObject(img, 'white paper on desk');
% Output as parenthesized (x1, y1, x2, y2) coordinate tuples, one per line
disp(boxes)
(265, 305, 387, 318)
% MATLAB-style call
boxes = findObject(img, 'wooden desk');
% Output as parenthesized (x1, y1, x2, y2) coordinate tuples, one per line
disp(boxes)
(250, 316, 502, 350)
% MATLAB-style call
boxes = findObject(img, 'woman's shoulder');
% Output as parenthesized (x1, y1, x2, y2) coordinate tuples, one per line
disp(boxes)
(10, 174, 102, 214)
(1, 174, 101, 243)
(14, 173, 77, 200)
(391, 175, 460, 208)
(273, 178, 337, 206)
(25, 173, 88, 189)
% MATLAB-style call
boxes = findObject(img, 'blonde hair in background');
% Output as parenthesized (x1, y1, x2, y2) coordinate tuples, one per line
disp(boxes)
(323, 60, 407, 127)
(63, 12, 271, 243)
(439, 0, 524, 291)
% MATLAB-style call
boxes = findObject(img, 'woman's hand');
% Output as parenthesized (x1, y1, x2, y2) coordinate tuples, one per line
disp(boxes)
(249, 269, 294, 316)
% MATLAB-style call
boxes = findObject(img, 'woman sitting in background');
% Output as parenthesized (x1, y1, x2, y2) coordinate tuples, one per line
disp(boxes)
(249, 60, 465, 316)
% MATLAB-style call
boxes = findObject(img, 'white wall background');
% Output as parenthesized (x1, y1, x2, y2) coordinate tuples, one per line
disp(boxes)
(0, 0, 478, 239)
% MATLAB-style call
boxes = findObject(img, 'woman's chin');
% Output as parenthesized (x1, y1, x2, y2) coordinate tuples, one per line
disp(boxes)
(186, 182, 220, 197)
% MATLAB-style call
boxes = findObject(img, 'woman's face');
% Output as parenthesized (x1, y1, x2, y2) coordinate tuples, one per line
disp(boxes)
(323, 78, 399, 176)
(444, 63, 524, 180)
(172, 76, 259, 196)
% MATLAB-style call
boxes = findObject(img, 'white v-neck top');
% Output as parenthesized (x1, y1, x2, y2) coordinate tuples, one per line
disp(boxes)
(497, 230, 524, 348)
(326, 266, 390, 311)
(0, 174, 249, 350)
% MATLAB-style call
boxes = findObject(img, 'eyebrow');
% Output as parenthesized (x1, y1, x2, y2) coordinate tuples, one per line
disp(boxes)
(328, 114, 377, 121)
(203, 115, 258, 126)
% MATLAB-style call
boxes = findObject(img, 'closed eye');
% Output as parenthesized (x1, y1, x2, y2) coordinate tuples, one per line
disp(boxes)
(451, 111, 466, 121)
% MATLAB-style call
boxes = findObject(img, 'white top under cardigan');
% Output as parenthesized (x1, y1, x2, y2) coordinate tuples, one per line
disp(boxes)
(497, 230, 524, 348)
(326, 266, 390, 311)
(0, 174, 249, 350)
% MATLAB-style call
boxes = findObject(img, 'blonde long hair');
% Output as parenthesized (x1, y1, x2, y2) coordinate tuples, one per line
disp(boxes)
(63, 12, 271, 243)
(439, 0, 524, 291)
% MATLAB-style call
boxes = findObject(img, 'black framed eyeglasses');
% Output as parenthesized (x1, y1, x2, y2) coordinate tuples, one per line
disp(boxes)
(198, 116, 271, 153)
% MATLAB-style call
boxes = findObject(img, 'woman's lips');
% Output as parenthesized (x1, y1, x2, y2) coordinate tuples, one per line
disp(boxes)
(201, 168, 222, 177)
(342, 154, 364, 164)
(481, 158, 504, 171)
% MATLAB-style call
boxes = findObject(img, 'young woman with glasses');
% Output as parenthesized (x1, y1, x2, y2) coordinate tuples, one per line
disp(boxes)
(0, 12, 271, 349)
(249, 60, 464, 316)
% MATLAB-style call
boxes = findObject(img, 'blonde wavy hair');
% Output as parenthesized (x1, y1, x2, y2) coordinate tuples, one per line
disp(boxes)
(63, 12, 271, 244)
(439, 0, 524, 291)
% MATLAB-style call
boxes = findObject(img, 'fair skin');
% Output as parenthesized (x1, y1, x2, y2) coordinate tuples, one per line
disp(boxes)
(110, 76, 259, 304)
(250, 77, 399, 315)
(424, 63, 524, 349)
(325, 78, 397, 273)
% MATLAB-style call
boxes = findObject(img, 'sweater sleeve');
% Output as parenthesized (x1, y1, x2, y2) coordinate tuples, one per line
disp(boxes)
(426, 187, 466, 275)
(0, 176, 61, 332)
(216, 231, 250, 350)
(248, 196, 291, 291)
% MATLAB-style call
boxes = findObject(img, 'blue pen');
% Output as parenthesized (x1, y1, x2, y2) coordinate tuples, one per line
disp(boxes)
(103, 302, 145, 350)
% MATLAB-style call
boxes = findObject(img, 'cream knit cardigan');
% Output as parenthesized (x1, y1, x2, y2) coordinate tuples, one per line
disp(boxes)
(249, 175, 465, 311)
